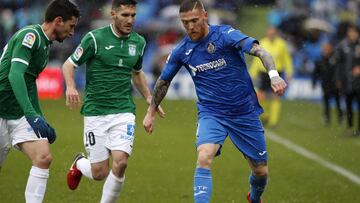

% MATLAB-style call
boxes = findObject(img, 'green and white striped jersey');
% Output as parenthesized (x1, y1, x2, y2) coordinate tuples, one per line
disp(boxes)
(69, 24, 146, 116)
(0, 24, 51, 119)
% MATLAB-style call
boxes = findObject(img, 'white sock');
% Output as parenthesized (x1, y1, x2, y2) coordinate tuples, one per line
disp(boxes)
(76, 157, 93, 180)
(100, 171, 125, 203)
(25, 166, 49, 203)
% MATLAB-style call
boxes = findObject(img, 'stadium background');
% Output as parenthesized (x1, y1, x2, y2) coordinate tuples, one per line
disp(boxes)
(0, 0, 360, 202)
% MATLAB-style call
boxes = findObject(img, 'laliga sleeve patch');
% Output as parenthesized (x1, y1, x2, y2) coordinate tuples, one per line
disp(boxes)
(73, 46, 83, 61)
(22, 33, 36, 49)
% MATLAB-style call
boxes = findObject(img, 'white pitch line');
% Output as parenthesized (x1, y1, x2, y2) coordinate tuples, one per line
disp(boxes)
(267, 131, 360, 186)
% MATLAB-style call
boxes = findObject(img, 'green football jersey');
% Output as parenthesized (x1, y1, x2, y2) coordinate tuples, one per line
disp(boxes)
(0, 24, 51, 119)
(69, 24, 146, 116)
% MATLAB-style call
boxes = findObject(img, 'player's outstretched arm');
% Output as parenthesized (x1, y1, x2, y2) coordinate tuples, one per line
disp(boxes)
(143, 79, 170, 134)
(248, 43, 287, 96)
(132, 70, 165, 117)
(62, 59, 81, 109)
(9, 62, 56, 143)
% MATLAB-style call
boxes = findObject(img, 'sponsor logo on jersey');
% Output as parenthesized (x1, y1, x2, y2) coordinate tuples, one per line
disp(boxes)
(207, 42, 216, 54)
(128, 44, 136, 56)
(22, 33, 36, 49)
(189, 58, 227, 76)
(73, 46, 83, 61)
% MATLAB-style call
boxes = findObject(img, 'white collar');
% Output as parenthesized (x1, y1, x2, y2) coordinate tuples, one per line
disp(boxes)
(38, 24, 50, 41)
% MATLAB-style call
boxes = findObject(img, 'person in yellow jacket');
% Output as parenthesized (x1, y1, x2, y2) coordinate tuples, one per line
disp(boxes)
(250, 26, 293, 128)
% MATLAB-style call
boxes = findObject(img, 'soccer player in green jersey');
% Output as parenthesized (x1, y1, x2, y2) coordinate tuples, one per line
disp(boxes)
(64, 0, 164, 202)
(0, 0, 79, 202)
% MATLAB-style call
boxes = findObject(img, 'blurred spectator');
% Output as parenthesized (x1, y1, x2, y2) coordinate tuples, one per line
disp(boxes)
(250, 26, 293, 128)
(152, 44, 175, 80)
(312, 42, 343, 126)
(336, 24, 360, 135)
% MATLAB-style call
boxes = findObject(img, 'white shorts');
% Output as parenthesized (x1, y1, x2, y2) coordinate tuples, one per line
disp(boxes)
(84, 113, 136, 163)
(0, 117, 47, 165)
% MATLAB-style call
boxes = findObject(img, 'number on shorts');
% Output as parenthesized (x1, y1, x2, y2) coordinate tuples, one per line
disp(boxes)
(86, 131, 96, 146)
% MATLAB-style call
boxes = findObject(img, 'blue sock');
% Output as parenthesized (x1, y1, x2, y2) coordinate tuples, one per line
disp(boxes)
(194, 168, 212, 203)
(249, 173, 268, 203)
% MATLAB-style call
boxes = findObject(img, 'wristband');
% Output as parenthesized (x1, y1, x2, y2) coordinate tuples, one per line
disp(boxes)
(268, 70, 279, 79)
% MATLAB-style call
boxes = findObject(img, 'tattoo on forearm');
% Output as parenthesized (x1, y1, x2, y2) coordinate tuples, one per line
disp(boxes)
(249, 43, 276, 72)
(151, 79, 170, 108)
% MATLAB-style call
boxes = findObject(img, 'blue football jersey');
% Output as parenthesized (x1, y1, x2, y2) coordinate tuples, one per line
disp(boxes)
(160, 25, 263, 118)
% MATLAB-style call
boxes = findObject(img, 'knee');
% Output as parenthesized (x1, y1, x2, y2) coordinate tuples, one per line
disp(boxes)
(92, 167, 109, 181)
(252, 166, 268, 177)
(112, 158, 128, 177)
(113, 158, 128, 170)
(33, 153, 52, 168)
(196, 150, 214, 168)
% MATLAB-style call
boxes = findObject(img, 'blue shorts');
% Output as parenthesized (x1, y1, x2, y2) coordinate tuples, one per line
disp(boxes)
(196, 115, 267, 163)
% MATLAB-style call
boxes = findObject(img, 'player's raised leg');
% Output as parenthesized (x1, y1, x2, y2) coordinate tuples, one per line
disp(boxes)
(100, 150, 128, 203)
(246, 159, 268, 203)
(194, 143, 220, 203)
(20, 140, 52, 203)
(67, 155, 109, 190)
(67, 153, 87, 190)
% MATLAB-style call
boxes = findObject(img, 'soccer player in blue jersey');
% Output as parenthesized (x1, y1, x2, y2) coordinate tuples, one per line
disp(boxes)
(143, 0, 287, 203)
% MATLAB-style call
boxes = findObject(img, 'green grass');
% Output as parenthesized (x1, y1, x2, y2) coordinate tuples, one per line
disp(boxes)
(0, 99, 360, 202)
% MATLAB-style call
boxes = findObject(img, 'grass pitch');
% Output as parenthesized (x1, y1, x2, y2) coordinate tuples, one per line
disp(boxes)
(0, 99, 359, 203)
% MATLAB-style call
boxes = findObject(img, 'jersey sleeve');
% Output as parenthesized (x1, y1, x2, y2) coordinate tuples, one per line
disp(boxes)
(8, 30, 40, 117)
(223, 26, 258, 54)
(8, 62, 38, 117)
(69, 32, 96, 67)
(159, 48, 182, 82)
(133, 40, 146, 72)
(11, 30, 39, 66)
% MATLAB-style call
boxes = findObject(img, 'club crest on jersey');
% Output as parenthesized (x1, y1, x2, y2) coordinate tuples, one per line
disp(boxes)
(207, 42, 216, 54)
(73, 47, 83, 61)
(128, 44, 136, 56)
(118, 59, 123, 67)
(22, 33, 36, 49)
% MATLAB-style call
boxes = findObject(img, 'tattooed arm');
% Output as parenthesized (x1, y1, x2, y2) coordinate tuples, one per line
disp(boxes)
(143, 79, 171, 134)
(249, 43, 276, 72)
(150, 79, 171, 109)
(248, 43, 287, 96)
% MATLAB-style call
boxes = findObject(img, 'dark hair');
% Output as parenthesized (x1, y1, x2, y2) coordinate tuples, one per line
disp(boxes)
(45, 0, 80, 22)
(112, 0, 137, 9)
(179, 0, 205, 13)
